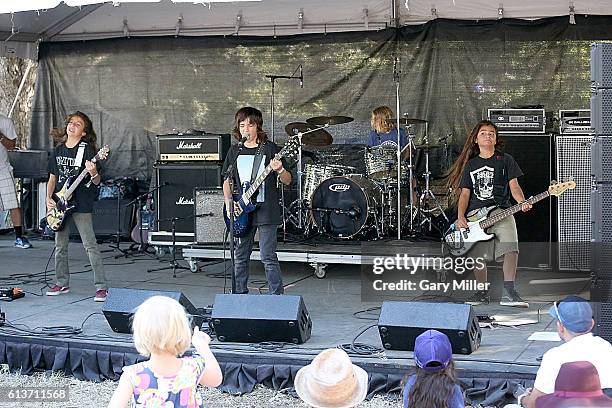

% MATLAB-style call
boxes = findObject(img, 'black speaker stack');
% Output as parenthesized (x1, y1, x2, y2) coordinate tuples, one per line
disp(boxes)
(154, 133, 231, 240)
(590, 43, 612, 343)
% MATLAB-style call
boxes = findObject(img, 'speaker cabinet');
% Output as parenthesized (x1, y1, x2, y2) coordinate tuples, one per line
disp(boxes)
(69, 198, 133, 238)
(211, 294, 312, 344)
(378, 301, 481, 355)
(102, 287, 203, 334)
(194, 188, 226, 244)
(155, 163, 222, 233)
(591, 280, 612, 344)
(501, 134, 553, 268)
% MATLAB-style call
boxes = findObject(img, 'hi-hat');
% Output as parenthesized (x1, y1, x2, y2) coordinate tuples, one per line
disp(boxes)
(284, 122, 333, 146)
(306, 115, 354, 126)
(387, 118, 427, 125)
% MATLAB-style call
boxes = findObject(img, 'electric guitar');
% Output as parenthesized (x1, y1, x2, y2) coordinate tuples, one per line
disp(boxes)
(224, 137, 300, 237)
(46, 146, 110, 232)
(444, 180, 575, 257)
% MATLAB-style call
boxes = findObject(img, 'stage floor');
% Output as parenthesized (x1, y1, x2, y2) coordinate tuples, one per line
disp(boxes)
(0, 233, 592, 385)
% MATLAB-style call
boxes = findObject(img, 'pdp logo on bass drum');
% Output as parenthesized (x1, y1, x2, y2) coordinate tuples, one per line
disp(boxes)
(328, 183, 351, 192)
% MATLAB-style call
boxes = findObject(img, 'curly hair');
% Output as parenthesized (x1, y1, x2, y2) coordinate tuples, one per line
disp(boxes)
(232, 106, 268, 144)
(50, 111, 98, 150)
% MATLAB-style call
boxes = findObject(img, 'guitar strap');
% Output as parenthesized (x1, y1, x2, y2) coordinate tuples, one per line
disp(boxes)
(74, 142, 87, 168)
(250, 141, 266, 185)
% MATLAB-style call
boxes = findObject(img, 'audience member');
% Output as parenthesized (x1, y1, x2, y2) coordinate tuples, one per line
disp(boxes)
(108, 296, 222, 408)
(403, 329, 464, 408)
(517, 296, 612, 408)
(536, 361, 612, 408)
(295, 348, 368, 408)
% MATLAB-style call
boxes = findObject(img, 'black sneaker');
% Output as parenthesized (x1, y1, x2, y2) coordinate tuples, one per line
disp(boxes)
(500, 287, 529, 308)
(465, 290, 490, 306)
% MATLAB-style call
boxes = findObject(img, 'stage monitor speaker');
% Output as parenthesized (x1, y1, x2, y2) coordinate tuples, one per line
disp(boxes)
(156, 163, 223, 233)
(194, 188, 226, 244)
(556, 135, 592, 271)
(69, 199, 133, 238)
(102, 287, 203, 334)
(211, 294, 312, 344)
(501, 134, 553, 268)
(378, 301, 481, 355)
(591, 280, 612, 344)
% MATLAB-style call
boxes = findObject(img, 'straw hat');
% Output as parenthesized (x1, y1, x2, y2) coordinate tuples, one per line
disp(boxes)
(295, 348, 368, 408)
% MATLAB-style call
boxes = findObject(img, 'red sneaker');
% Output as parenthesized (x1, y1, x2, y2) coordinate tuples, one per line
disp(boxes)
(46, 285, 70, 296)
(94, 289, 107, 302)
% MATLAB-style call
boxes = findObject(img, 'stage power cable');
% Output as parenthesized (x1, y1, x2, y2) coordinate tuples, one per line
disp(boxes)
(338, 323, 384, 356)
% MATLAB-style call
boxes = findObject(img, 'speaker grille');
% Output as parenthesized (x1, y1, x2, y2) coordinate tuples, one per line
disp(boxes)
(556, 135, 592, 270)
(591, 185, 612, 280)
(591, 90, 612, 135)
(591, 43, 612, 89)
(194, 188, 226, 244)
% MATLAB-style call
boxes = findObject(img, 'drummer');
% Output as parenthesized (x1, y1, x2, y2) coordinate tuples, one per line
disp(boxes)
(367, 106, 408, 148)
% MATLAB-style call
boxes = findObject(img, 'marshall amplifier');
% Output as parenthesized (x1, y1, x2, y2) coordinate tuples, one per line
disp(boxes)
(155, 162, 223, 233)
(559, 109, 593, 135)
(488, 108, 546, 134)
(157, 133, 231, 162)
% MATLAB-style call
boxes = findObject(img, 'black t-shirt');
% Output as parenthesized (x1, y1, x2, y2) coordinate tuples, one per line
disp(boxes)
(48, 142, 100, 213)
(459, 152, 523, 213)
(222, 141, 289, 226)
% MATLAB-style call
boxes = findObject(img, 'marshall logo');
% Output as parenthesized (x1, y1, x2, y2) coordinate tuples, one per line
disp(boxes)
(329, 183, 351, 192)
(176, 197, 194, 205)
(176, 141, 203, 150)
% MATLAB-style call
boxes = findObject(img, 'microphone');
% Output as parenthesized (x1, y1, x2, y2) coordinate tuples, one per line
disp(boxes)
(237, 136, 248, 147)
(299, 65, 303, 88)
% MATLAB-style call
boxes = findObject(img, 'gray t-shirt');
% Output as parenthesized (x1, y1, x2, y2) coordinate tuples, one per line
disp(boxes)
(0, 114, 18, 170)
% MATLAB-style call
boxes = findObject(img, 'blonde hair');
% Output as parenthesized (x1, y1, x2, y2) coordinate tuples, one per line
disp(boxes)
(371, 106, 394, 134)
(131, 296, 192, 357)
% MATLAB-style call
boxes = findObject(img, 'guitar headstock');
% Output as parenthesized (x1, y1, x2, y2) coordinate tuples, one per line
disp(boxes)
(548, 180, 576, 197)
(94, 145, 110, 162)
(278, 136, 300, 161)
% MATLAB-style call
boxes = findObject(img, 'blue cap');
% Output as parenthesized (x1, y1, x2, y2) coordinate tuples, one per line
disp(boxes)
(414, 329, 453, 373)
(548, 296, 593, 334)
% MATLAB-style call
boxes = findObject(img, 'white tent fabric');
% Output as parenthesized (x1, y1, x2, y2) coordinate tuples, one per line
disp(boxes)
(0, 0, 611, 60)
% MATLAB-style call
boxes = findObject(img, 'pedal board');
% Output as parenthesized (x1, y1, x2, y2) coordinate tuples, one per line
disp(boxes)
(0, 287, 25, 301)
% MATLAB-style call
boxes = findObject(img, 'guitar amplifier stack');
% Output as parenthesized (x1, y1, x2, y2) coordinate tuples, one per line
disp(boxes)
(149, 132, 231, 246)
(590, 43, 612, 343)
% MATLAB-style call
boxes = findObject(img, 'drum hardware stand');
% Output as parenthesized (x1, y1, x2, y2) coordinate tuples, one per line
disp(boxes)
(417, 134, 449, 232)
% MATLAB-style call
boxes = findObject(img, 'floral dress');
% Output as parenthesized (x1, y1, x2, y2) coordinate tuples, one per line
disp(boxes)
(123, 356, 206, 408)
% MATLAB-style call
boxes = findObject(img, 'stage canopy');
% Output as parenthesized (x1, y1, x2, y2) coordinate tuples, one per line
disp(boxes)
(0, 1, 610, 60)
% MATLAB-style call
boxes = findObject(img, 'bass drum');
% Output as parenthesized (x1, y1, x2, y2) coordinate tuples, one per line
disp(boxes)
(310, 175, 380, 239)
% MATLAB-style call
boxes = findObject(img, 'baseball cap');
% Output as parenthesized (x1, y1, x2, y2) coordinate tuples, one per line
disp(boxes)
(414, 329, 453, 373)
(548, 296, 593, 334)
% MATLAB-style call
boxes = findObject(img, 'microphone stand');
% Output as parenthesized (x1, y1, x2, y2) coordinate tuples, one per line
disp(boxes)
(147, 216, 190, 278)
(265, 65, 303, 238)
(224, 142, 246, 294)
(393, 56, 404, 240)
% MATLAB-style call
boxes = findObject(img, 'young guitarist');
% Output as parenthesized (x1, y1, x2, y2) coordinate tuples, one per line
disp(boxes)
(446, 120, 531, 307)
(45, 111, 108, 302)
(222, 107, 292, 295)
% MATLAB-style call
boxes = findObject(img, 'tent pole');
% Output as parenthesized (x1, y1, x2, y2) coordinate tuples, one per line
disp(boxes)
(8, 60, 33, 119)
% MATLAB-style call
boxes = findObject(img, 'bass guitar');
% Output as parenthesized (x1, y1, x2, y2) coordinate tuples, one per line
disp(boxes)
(444, 180, 575, 257)
(46, 146, 110, 232)
(224, 137, 300, 237)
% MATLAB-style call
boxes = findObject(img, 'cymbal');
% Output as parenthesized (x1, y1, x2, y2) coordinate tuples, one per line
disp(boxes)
(388, 118, 427, 125)
(306, 115, 354, 126)
(284, 122, 333, 146)
(414, 143, 442, 150)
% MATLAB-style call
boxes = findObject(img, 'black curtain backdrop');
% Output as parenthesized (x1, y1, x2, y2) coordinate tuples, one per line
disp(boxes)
(30, 16, 612, 180)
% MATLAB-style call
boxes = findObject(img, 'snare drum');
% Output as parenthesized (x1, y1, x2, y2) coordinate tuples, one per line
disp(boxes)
(303, 164, 355, 201)
(364, 146, 409, 182)
(309, 175, 380, 239)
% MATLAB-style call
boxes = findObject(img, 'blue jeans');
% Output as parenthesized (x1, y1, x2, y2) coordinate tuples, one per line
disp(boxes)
(233, 224, 284, 295)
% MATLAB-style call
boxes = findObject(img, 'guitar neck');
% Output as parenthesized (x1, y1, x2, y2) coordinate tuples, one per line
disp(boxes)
(479, 190, 550, 229)
(242, 155, 279, 202)
(64, 158, 98, 201)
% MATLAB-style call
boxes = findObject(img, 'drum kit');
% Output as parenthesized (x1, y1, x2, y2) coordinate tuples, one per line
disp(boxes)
(283, 114, 449, 240)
